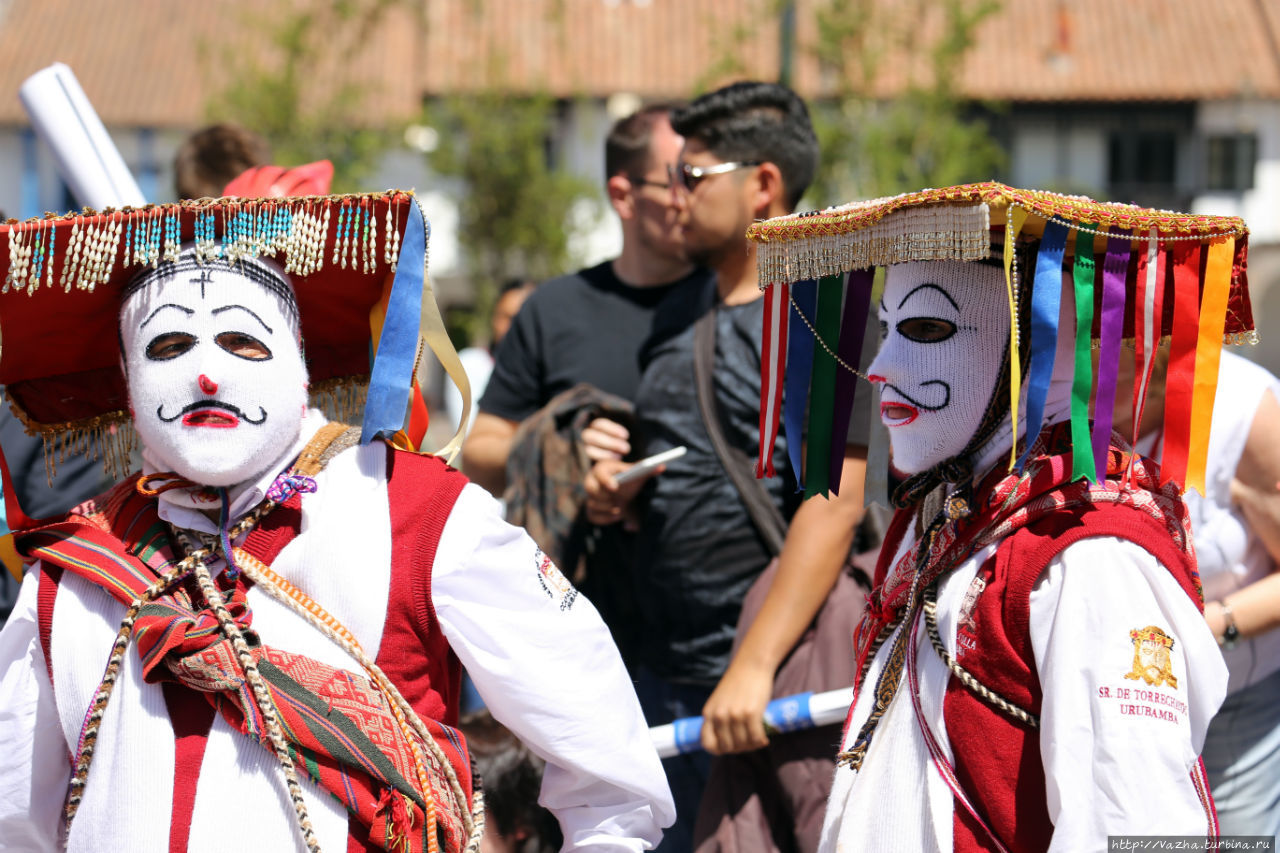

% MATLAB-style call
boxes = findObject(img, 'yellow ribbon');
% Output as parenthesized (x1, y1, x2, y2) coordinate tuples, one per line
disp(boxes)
(1003, 206, 1029, 470)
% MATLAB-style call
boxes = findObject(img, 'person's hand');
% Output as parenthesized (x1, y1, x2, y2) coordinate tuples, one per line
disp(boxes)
(700, 660, 773, 755)
(1203, 598, 1227, 640)
(582, 418, 631, 462)
(583, 458, 658, 528)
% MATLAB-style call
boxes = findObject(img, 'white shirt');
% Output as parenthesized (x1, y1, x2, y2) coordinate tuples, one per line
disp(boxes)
(820, 526, 1228, 853)
(0, 412, 674, 852)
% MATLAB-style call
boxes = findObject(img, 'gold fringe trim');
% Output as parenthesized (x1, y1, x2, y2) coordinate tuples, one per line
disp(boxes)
(3, 190, 412, 298)
(756, 203, 990, 285)
(6, 378, 376, 486)
(309, 376, 370, 428)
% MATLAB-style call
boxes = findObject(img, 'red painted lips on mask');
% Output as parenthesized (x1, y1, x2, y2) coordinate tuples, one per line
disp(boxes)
(182, 409, 239, 428)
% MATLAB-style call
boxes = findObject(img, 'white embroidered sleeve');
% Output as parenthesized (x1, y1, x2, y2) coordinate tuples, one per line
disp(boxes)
(431, 484, 675, 852)
(1030, 537, 1228, 851)
(0, 569, 70, 851)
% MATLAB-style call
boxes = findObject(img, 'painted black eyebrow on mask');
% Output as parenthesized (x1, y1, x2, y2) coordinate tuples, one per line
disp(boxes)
(898, 282, 959, 311)
(211, 304, 274, 334)
(140, 303, 195, 329)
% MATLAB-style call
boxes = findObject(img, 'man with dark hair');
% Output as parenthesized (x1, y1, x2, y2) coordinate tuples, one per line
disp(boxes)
(585, 81, 870, 853)
(462, 104, 710, 495)
(173, 122, 272, 200)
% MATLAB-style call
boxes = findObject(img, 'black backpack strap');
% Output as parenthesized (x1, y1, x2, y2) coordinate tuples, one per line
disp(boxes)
(693, 305, 788, 557)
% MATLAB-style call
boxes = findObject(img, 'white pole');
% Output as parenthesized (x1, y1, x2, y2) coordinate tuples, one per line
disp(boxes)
(649, 687, 853, 759)
(19, 63, 146, 210)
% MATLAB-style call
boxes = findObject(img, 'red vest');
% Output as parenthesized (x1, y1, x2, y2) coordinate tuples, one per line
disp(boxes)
(35, 445, 469, 853)
(933, 501, 1203, 853)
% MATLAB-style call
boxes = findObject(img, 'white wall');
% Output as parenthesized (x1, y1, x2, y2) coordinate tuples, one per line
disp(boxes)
(1192, 99, 1280, 245)
(1010, 117, 1107, 197)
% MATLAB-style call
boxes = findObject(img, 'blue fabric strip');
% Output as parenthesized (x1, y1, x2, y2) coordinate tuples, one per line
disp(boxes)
(361, 200, 427, 443)
(783, 279, 818, 490)
(1016, 219, 1069, 470)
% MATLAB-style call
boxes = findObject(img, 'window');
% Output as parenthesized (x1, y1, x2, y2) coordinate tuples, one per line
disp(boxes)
(1205, 134, 1257, 192)
(1108, 131, 1178, 187)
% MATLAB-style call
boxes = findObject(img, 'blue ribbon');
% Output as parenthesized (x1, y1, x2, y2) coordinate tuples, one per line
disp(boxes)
(783, 279, 818, 490)
(1016, 220, 1068, 470)
(361, 200, 427, 443)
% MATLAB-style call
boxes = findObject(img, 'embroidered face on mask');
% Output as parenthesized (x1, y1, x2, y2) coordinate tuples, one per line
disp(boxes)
(866, 260, 1008, 476)
(119, 257, 308, 487)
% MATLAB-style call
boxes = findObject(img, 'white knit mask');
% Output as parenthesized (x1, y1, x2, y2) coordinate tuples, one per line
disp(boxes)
(120, 258, 308, 487)
(867, 260, 1008, 476)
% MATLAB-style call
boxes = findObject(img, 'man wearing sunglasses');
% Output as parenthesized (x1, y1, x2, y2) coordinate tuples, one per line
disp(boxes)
(585, 81, 872, 853)
(463, 104, 710, 498)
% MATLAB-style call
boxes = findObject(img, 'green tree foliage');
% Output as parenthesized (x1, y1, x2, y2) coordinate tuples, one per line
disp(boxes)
(205, 0, 407, 192)
(807, 0, 1006, 205)
(424, 92, 597, 338)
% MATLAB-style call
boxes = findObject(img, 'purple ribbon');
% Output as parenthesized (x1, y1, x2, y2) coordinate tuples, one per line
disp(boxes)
(828, 270, 874, 495)
(1091, 237, 1129, 481)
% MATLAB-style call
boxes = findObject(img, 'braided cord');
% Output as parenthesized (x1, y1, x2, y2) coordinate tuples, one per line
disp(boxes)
(188, 558, 322, 853)
(64, 558, 200, 829)
(65, 493, 277, 832)
(921, 582, 1038, 728)
(234, 549, 482, 853)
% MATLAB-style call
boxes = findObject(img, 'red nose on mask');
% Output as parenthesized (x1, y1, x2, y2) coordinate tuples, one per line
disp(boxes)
(198, 374, 218, 395)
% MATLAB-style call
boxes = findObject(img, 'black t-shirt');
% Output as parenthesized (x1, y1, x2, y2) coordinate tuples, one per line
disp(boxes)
(629, 277, 802, 684)
(479, 262, 714, 420)
(627, 278, 876, 684)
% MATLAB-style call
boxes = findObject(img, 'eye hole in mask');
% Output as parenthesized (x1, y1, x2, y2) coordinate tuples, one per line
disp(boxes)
(216, 331, 273, 361)
(146, 332, 197, 361)
(896, 317, 957, 344)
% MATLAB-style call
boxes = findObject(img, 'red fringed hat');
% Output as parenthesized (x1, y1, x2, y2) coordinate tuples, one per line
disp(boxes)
(0, 190, 459, 527)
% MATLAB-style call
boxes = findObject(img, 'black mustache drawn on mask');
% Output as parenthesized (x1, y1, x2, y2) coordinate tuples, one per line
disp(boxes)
(156, 400, 268, 425)
(881, 379, 950, 411)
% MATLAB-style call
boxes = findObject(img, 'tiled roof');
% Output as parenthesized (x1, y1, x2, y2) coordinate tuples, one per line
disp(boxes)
(0, 0, 426, 126)
(1, 0, 1278, 128)
(955, 0, 1280, 101)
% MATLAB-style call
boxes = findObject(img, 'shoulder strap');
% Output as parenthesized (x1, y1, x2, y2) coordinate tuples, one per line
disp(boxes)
(693, 306, 788, 556)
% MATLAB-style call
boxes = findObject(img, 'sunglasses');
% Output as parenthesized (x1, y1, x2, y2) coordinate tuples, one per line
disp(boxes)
(629, 176, 672, 191)
(668, 160, 762, 193)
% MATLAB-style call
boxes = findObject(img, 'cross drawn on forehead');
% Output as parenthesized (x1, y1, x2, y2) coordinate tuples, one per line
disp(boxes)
(191, 267, 215, 298)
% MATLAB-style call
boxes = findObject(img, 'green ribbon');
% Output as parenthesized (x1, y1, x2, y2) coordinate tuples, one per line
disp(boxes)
(1069, 226, 1098, 482)
(804, 273, 844, 499)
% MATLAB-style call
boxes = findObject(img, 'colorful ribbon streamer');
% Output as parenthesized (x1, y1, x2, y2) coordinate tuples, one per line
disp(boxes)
(1003, 206, 1029, 470)
(1186, 238, 1235, 494)
(362, 200, 426, 445)
(1160, 242, 1203, 489)
(1068, 228, 1097, 483)
(757, 282, 790, 478)
(783, 279, 818, 490)
(804, 274, 845, 499)
(828, 269, 874, 495)
(1127, 230, 1165, 487)
(1090, 236, 1128, 483)
(1016, 219, 1068, 470)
